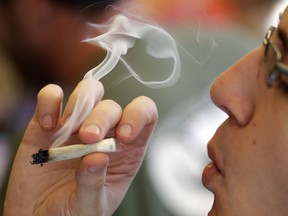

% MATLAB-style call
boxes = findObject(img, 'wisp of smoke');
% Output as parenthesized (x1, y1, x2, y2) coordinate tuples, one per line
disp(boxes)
(50, 14, 181, 148)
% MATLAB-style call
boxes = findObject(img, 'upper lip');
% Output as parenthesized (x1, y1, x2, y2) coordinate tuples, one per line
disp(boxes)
(207, 140, 223, 175)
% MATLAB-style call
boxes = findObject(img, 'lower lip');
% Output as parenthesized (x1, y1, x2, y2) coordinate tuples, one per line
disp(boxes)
(202, 162, 221, 190)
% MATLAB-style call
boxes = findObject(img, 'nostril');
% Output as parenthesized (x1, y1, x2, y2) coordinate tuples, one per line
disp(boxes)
(220, 100, 254, 127)
(210, 76, 254, 127)
(219, 106, 232, 117)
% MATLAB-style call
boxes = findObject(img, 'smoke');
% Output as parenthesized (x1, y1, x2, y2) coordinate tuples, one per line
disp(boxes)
(50, 13, 181, 148)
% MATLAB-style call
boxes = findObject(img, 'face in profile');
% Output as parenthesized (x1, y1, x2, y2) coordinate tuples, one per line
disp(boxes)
(202, 5, 288, 216)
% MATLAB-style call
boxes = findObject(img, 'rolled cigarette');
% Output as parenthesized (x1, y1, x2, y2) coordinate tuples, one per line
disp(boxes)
(30, 138, 116, 165)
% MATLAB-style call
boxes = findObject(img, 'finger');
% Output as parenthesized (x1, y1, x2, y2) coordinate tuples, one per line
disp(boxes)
(116, 96, 158, 143)
(79, 99, 122, 143)
(61, 80, 104, 122)
(35, 84, 63, 130)
(74, 153, 109, 216)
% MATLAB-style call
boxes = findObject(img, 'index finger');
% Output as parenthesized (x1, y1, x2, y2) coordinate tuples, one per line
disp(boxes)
(61, 80, 104, 123)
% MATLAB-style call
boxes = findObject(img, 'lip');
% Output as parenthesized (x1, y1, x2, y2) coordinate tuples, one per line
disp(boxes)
(207, 142, 223, 175)
(202, 141, 223, 191)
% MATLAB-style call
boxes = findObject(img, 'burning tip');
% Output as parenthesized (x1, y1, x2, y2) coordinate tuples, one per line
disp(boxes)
(30, 149, 49, 166)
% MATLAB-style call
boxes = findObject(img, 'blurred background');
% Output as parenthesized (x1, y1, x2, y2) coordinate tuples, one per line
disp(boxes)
(0, 0, 287, 215)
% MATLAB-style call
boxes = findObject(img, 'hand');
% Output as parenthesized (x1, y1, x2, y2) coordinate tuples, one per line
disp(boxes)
(4, 80, 158, 216)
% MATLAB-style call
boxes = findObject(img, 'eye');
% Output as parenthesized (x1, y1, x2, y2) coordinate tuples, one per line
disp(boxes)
(278, 49, 288, 90)
(273, 29, 288, 90)
(277, 28, 288, 55)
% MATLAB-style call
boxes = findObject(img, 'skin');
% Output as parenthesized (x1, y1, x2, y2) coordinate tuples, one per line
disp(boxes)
(2, 0, 157, 215)
(202, 5, 288, 216)
(4, 0, 288, 215)
(4, 80, 158, 215)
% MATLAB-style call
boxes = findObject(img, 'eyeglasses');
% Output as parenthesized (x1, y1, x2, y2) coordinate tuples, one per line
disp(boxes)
(263, 26, 288, 87)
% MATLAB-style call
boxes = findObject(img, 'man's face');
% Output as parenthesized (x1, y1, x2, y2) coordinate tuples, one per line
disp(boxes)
(3, 1, 105, 87)
(203, 5, 288, 216)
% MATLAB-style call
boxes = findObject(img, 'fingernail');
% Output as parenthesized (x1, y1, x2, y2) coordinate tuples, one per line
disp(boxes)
(41, 114, 54, 128)
(88, 166, 102, 173)
(118, 124, 132, 136)
(85, 125, 100, 135)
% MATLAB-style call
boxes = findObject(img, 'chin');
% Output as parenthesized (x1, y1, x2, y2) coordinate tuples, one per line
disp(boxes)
(208, 205, 217, 216)
(208, 209, 216, 216)
(207, 198, 219, 216)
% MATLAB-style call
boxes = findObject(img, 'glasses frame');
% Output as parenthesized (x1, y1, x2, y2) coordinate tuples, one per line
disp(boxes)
(263, 26, 288, 87)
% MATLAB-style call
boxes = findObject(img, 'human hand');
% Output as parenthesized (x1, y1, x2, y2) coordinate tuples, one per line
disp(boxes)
(4, 80, 158, 216)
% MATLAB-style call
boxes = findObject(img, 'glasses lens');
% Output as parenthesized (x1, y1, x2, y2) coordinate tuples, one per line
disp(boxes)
(265, 42, 278, 86)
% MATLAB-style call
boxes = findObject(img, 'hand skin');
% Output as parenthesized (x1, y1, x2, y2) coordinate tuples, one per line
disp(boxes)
(4, 80, 158, 216)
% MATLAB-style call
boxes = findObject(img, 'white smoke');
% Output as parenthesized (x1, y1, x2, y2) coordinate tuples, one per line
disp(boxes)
(51, 14, 181, 148)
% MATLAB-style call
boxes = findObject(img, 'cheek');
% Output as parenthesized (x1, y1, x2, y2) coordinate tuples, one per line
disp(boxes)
(224, 127, 261, 185)
(225, 114, 288, 198)
(256, 99, 288, 182)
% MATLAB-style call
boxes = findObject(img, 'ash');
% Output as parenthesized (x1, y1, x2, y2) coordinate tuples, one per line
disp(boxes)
(30, 149, 49, 166)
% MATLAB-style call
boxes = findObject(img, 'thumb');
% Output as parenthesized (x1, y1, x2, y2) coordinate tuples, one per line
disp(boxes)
(74, 153, 109, 216)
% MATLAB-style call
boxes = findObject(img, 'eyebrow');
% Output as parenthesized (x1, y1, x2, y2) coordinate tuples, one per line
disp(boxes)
(278, 27, 288, 51)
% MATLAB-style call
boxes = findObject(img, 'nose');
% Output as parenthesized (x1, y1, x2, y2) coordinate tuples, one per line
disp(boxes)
(210, 49, 262, 126)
